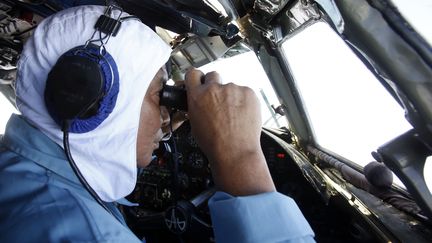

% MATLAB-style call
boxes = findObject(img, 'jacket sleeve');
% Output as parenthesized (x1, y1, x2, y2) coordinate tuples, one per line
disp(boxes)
(208, 191, 315, 243)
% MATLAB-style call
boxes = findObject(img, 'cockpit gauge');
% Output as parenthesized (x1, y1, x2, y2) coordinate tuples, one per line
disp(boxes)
(187, 133, 199, 148)
(178, 172, 190, 189)
(188, 151, 205, 169)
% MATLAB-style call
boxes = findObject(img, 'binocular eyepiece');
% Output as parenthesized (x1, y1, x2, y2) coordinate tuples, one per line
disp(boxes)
(159, 84, 188, 111)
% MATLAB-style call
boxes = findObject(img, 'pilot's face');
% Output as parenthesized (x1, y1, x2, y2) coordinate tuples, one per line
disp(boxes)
(136, 66, 170, 167)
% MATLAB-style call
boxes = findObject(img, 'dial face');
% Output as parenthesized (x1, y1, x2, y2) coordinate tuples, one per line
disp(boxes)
(142, 184, 157, 202)
(187, 133, 199, 148)
(178, 172, 189, 189)
(188, 151, 205, 169)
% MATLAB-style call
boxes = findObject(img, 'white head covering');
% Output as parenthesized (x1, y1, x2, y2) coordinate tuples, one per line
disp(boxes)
(15, 5, 172, 202)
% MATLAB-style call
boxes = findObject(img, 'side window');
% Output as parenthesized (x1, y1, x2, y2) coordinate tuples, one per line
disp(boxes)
(0, 95, 18, 133)
(200, 51, 288, 129)
(281, 22, 413, 186)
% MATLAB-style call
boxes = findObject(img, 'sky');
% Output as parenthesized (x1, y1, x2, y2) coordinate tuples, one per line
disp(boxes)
(391, 0, 432, 44)
(279, 0, 432, 190)
(282, 22, 411, 187)
(282, 22, 412, 167)
(0, 94, 18, 134)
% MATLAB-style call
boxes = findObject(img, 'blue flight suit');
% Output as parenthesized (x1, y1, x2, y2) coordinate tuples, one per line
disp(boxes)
(0, 114, 314, 242)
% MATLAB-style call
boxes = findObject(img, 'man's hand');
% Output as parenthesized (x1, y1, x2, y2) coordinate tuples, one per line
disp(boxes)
(184, 69, 275, 196)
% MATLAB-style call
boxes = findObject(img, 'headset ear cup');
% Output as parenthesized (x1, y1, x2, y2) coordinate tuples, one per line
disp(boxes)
(45, 54, 105, 122)
(44, 45, 120, 133)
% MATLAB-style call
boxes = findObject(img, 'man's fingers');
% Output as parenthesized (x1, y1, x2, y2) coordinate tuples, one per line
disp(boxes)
(204, 71, 222, 85)
(185, 68, 204, 90)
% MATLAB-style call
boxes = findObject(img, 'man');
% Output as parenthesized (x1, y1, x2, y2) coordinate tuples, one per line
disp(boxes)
(0, 5, 314, 242)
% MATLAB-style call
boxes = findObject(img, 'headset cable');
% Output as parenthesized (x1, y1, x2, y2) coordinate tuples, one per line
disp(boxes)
(62, 121, 123, 223)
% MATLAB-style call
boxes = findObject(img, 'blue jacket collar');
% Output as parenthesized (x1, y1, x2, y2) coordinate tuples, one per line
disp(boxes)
(2, 114, 80, 185)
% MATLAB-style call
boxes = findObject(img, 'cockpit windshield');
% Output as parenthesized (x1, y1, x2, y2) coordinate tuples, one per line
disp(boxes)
(281, 21, 414, 187)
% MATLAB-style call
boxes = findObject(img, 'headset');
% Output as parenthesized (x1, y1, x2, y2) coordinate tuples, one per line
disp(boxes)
(45, 6, 122, 133)
(43, 5, 130, 220)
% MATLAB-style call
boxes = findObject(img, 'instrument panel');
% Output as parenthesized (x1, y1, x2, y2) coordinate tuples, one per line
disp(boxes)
(126, 123, 293, 212)
(125, 123, 374, 243)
